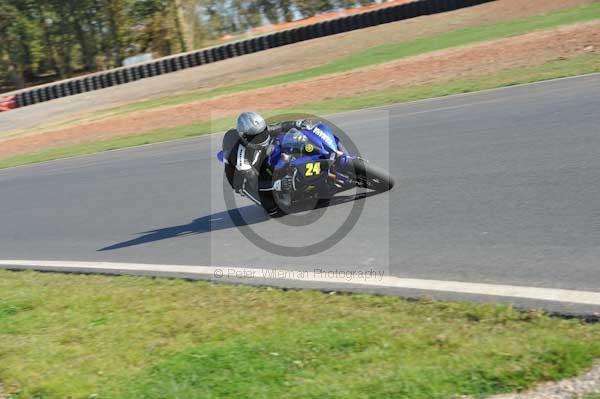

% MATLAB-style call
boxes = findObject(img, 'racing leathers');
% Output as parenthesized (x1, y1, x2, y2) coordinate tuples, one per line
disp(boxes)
(221, 120, 305, 212)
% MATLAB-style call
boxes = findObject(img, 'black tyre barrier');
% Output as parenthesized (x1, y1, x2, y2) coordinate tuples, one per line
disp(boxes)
(313, 22, 325, 38)
(294, 26, 306, 42)
(49, 84, 58, 99)
(64, 81, 71, 96)
(131, 66, 141, 81)
(39, 87, 48, 102)
(217, 46, 225, 60)
(217, 46, 227, 60)
(15, 93, 24, 107)
(57, 82, 67, 97)
(167, 58, 177, 72)
(329, 18, 342, 34)
(436, 0, 450, 12)
(291, 28, 300, 43)
(156, 60, 166, 75)
(174, 55, 184, 70)
(245, 39, 254, 53)
(240, 40, 251, 54)
(349, 14, 361, 29)
(115, 69, 124, 85)
(245, 38, 255, 53)
(146, 62, 157, 77)
(58, 82, 67, 97)
(290, 28, 298, 43)
(64, 81, 72, 96)
(242, 40, 251, 54)
(302, 25, 315, 40)
(82, 77, 92, 92)
(220, 45, 229, 59)
(31, 89, 40, 104)
(20, 91, 29, 106)
(212, 47, 221, 61)
(44, 86, 53, 101)
(157, 59, 167, 74)
(360, 11, 370, 27)
(91, 76, 98, 90)
(191, 51, 203, 66)
(70, 80, 79, 95)
(224, 44, 234, 58)
(359, 11, 371, 27)
(281, 30, 292, 45)
(72, 79, 83, 94)
(232, 42, 242, 56)
(28, 90, 36, 104)
(314, 23, 325, 38)
(339, 16, 354, 32)
(222, 45, 231, 59)
(225, 43, 239, 58)
(375, 7, 390, 24)
(278, 31, 288, 45)
(183, 54, 192, 68)
(105, 72, 115, 87)
(43, 86, 52, 101)
(321, 21, 332, 36)
(199, 50, 209, 64)
(51, 83, 60, 99)
(181, 54, 191, 68)
(47, 85, 56, 100)
(257, 35, 268, 50)
(97, 75, 106, 89)
(139, 63, 149, 78)
(202, 50, 215, 64)
(271, 32, 282, 47)
(33, 88, 42, 103)
(12, 0, 496, 108)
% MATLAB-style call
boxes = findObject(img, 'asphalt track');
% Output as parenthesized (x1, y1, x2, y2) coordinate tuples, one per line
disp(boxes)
(1, 74, 599, 315)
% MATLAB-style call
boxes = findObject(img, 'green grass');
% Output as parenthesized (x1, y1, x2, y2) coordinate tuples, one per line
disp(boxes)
(1, 53, 598, 170)
(101, 3, 600, 116)
(0, 270, 599, 399)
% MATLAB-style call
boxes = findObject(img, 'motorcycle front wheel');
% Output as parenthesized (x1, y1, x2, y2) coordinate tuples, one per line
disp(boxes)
(349, 158, 395, 192)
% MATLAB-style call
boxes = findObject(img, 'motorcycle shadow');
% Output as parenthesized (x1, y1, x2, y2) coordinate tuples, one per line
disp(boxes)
(98, 190, 379, 251)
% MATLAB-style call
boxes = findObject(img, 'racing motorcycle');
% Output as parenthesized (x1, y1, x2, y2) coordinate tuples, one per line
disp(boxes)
(217, 121, 394, 216)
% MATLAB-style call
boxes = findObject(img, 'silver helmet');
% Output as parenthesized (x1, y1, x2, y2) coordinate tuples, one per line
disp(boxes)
(237, 112, 267, 137)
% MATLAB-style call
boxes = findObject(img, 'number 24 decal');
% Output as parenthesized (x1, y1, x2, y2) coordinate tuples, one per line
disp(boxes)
(305, 162, 321, 176)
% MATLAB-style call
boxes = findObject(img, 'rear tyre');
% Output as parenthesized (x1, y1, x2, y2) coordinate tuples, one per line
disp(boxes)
(350, 159, 395, 192)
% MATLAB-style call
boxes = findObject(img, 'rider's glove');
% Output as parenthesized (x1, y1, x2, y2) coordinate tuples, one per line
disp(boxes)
(295, 119, 315, 130)
(233, 168, 257, 193)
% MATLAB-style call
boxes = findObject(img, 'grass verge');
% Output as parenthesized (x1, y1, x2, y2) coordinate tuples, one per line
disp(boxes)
(0, 269, 599, 398)
(101, 3, 600, 116)
(1, 53, 598, 170)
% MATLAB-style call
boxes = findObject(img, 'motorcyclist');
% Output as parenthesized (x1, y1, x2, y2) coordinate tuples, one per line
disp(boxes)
(222, 112, 310, 213)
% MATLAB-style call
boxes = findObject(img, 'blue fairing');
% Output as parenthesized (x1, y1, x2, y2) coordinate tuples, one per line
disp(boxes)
(304, 123, 338, 152)
(269, 123, 340, 167)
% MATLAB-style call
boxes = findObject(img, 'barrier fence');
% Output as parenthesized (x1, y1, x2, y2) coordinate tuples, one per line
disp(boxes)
(9, 0, 494, 110)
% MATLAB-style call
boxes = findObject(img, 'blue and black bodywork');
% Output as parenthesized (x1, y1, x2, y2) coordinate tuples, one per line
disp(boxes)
(218, 121, 394, 216)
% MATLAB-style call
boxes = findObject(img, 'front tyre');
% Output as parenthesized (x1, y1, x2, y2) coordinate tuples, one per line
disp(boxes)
(350, 159, 395, 192)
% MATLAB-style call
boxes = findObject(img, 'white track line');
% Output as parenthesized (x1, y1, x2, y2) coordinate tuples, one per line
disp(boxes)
(2, 260, 600, 306)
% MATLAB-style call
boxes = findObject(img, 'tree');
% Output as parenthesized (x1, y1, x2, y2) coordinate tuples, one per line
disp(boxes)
(0, 1, 42, 88)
